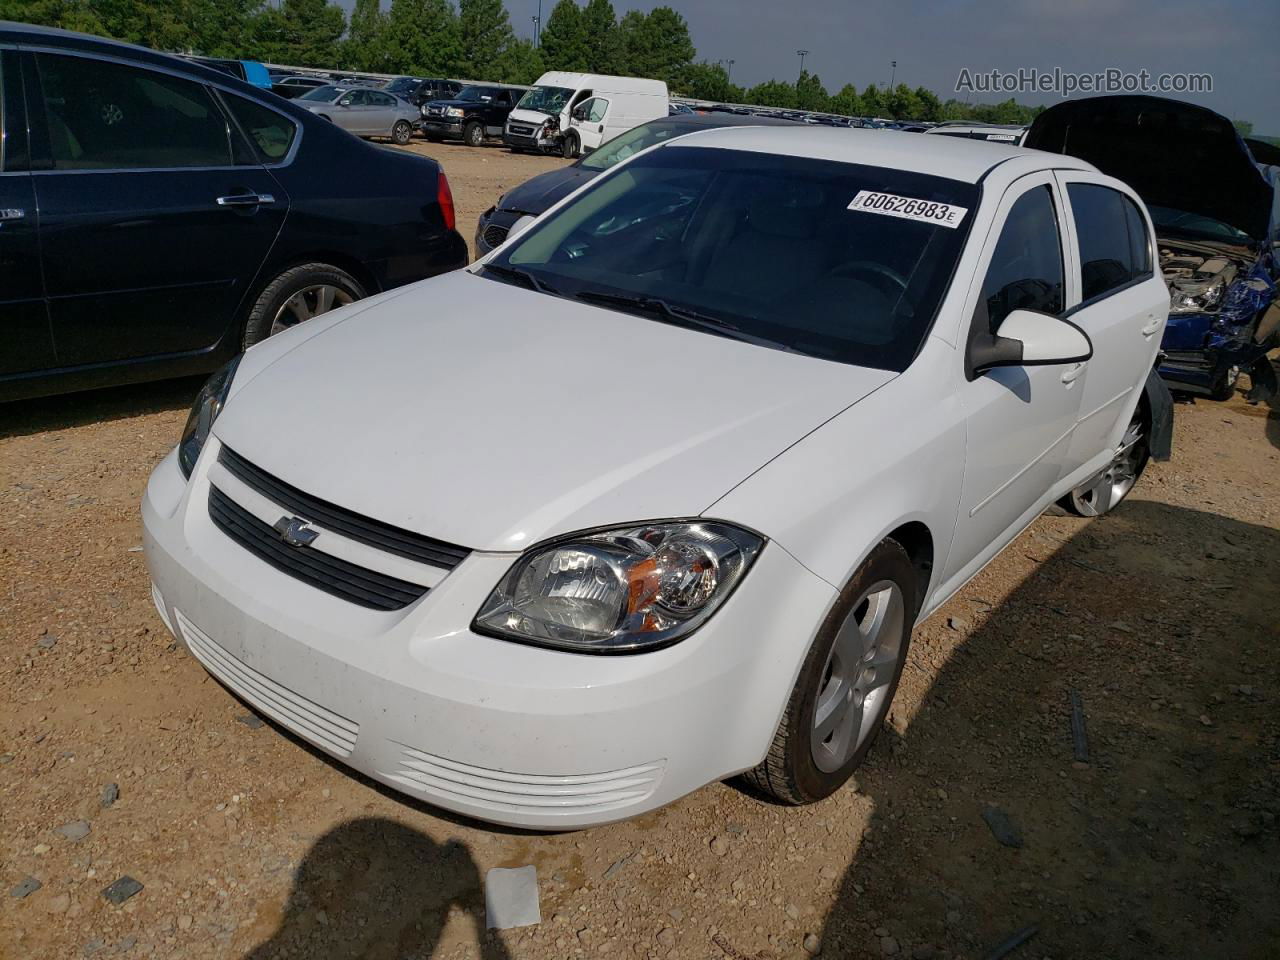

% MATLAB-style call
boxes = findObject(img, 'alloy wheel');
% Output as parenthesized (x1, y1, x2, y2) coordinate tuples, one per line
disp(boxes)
(268, 284, 355, 337)
(810, 579, 906, 772)
(1069, 417, 1145, 517)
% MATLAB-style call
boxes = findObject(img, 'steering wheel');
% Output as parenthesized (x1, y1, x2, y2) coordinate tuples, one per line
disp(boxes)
(831, 260, 910, 295)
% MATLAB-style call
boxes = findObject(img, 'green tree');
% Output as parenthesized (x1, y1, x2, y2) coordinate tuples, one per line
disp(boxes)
(251, 0, 346, 67)
(343, 0, 390, 72)
(1233, 119, 1254, 137)
(383, 0, 460, 74)
(457, 0, 514, 78)
(829, 83, 862, 117)
(883, 83, 923, 120)
(492, 36, 544, 84)
(540, 0, 588, 71)
(579, 0, 618, 73)
(745, 79, 797, 109)
(617, 6, 693, 83)
(0, 0, 105, 34)
(860, 84, 884, 116)
(672, 61, 736, 101)
(795, 69, 829, 112)
(913, 86, 943, 122)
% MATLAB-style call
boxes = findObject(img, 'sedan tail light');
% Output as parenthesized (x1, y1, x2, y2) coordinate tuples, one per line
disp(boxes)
(437, 170, 456, 231)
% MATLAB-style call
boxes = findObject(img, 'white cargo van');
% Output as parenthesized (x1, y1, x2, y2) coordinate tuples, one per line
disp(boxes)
(504, 71, 668, 158)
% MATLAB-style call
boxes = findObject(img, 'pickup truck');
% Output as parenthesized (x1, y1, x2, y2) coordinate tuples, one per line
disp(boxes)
(420, 84, 529, 147)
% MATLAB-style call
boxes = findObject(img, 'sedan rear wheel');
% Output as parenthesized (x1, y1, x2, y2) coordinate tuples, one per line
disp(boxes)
(1060, 409, 1149, 517)
(743, 538, 915, 804)
(391, 120, 413, 145)
(242, 263, 366, 349)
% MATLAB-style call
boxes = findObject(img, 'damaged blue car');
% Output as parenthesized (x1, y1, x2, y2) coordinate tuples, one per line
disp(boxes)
(1026, 96, 1280, 400)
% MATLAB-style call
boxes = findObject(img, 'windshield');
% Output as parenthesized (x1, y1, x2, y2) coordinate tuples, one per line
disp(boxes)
(299, 85, 344, 102)
(517, 85, 573, 115)
(486, 146, 977, 371)
(579, 120, 693, 171)
(456, 86, 493, 102)
(1147, 205, 1252, 244)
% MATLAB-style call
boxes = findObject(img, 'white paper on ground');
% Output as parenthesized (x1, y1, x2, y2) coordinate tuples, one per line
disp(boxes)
(485, 865, 541, 929)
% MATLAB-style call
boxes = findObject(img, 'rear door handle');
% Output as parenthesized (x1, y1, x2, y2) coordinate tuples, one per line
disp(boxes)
(1141, 316, 1163, 337)
(0, 207, 25, 221)
(216, 193, 274, 208)
(1061, 362, 1086, 384)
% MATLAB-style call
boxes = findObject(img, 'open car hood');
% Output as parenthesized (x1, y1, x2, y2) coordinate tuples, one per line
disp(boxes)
(1024, 95, 1273, 242)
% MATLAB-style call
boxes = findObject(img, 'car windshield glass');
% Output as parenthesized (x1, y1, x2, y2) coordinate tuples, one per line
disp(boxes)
(517, 85, 573, 115)
(1146, 205, 1251, 244)
(486, 146, 977, 371)
(578, 120, 691, 171)
(299, 85, 343, 102)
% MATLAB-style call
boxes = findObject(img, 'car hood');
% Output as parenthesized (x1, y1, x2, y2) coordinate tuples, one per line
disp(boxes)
(498, 166, 597, 215)
(1024, 95, 1274, 242)
(213, 271, 894, 552)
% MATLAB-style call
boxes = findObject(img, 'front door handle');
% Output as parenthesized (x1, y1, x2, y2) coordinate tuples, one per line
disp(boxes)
(1061, 362, 1086, 384)
(216, 193, 274, 209)
(0, 207, 25, 221)
(1141, 316, 1163, 337)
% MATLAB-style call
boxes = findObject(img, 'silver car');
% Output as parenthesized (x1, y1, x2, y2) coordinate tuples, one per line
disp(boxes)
(297, 85, 419, 145)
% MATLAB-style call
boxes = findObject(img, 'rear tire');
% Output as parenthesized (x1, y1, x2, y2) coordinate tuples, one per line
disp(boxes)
(1058, 405, 1150, 517)
(743, 539, 916, 805)
(242, 263, 367, 349)
(391, 120, 413, 145)
(464, 121, 484, 147)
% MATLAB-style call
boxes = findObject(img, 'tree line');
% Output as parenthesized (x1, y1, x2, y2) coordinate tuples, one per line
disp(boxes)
(0, 0, 1063, 123)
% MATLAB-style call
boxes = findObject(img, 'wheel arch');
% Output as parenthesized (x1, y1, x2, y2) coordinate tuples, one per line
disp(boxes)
(883, 520, 934, 617)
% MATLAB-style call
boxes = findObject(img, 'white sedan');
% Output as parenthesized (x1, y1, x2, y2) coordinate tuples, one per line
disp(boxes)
(143, 127, 1171, 828)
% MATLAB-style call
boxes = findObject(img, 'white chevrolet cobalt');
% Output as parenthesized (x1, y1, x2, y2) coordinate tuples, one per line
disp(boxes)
(144, 128, 1172, 828)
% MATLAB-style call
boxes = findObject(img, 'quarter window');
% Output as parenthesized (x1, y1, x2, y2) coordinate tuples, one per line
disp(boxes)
(1068, 183, 1152, 302)
(223, 93, 296, 163)
(35, 53, 232, 170)
(981, 185, 1065, 331)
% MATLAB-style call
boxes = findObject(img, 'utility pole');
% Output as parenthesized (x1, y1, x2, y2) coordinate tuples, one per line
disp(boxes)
(889, 60, 897, 89)
(796, 49, 810, 81)
(721, 58, 735, 83)
(534, 0, 542, 46)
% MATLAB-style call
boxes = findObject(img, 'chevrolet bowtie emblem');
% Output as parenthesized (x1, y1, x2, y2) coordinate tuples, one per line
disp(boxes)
(273, 516, 320, 548)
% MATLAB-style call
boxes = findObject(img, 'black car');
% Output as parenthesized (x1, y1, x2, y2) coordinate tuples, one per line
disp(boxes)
(0, 23, 468, 401)
(474, 112, 800, 255)
(271, 74, 330, 100)
(420, 84, 527, 147)
(384, 76, 462, 112)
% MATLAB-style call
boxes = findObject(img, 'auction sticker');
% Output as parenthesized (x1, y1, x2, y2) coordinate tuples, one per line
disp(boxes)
(848, 190, 968, 228)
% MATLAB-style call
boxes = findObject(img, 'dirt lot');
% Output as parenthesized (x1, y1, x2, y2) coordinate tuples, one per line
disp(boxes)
(2, 140, 1279, 960)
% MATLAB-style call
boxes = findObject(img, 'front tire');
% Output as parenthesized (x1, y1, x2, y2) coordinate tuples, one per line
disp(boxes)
(744, 539, 916, 805)
(463, 121, 484, 147)
(242, 263, 367, 349)
(1059, 406, 1150, 517)
(391, 120, 413, 145)
(561, 131, 580, 159)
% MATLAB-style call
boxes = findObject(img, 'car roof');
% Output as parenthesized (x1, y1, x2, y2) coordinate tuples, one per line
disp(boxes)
(665, 125, 1092, 183)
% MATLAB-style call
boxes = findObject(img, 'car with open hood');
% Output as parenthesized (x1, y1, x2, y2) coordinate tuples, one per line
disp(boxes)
(1025, 95, 1280, 400)
(144, 127, 1172, 828)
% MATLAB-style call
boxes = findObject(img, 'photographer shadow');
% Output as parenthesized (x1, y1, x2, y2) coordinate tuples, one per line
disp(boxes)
(243, 816, 511, 960)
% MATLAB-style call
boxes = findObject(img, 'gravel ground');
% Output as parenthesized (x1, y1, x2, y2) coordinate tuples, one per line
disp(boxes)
(2, 140, 1278, 960)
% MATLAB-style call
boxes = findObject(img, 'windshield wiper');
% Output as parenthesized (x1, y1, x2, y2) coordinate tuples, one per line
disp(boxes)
(481, 263, 559, 295)
(573, 290, 800, 353)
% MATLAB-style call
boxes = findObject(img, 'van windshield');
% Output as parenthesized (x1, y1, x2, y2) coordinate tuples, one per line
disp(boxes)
(486, 146, 978, 372)
(518, 86, 573, 115)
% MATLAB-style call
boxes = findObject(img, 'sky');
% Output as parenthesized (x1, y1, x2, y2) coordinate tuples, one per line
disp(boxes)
(342, 0, 1280, 132)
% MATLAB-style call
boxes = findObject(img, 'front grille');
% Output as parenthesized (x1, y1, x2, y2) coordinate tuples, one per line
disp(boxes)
(218, 447, 468, 570)
(482, 223, 509, 248)
(209, 486, 427, 611)
(176, 610, 359, 757)
(509, 124, 535, 136)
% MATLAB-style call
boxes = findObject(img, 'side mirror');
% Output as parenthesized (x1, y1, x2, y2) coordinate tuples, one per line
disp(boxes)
(507, 214, 537, 242)
(571, 107, 587, 121)
(337, 97, 353, 107)
(965, 308, 1092, 381)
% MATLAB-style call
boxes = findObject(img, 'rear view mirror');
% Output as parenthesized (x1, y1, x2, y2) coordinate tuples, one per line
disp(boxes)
(965, 308, 1092, 380)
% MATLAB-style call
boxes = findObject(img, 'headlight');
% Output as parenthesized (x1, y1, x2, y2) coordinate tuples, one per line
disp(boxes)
(474, 521, 763, 654)
(1169, 277, 1225, 314)
(446, 107, 464, 118)
(178, 356, 241, 478)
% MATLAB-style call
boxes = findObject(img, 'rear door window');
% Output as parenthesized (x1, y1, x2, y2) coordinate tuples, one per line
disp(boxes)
(35, 52, 232, 170)
(223, 93, 297, 163)
(980, 185, 1065, 330)
(1067, 183, 1151, 302)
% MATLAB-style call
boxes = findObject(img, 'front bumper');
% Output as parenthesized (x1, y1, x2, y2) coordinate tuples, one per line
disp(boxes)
(503, 130, 553, 152)
(142, 440, 835, 829)
(474, 206, 523, 257)
(420, 119, 463, 138)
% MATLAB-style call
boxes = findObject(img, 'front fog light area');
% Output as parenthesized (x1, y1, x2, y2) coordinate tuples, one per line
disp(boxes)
(474, 522, 763, 653)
